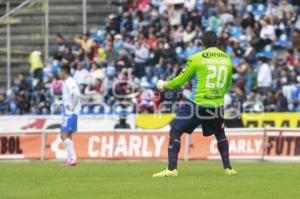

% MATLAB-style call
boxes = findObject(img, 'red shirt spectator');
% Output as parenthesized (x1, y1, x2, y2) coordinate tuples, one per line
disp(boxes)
(147, 32, 159, 49)
(286, 49, 298, 67)
(136, 0, 149, 12)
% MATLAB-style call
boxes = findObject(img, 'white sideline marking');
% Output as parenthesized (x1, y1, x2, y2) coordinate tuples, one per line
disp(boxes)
(208, 156, 263, 160)
(264, 157, 300, 161)
(0, 155, 24, 159)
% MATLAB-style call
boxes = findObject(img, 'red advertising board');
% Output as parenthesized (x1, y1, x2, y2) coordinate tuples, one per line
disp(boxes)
(264, 130, 300, 160)
(0, 129, 300, 161)
(188, 131, 264, 160)
(44, 132, 185, 160)
(0, 133, 41, 160)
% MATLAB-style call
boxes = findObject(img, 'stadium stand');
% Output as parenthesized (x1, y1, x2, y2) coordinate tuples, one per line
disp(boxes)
(0, 0, 300, 115)
(0, 0, 115, 90)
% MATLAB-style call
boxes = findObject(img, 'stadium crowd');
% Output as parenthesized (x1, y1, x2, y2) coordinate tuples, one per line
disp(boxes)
(1, 0, 300, 115)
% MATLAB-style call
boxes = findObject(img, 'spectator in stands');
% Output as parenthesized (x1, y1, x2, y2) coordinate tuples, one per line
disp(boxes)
(29, 50, 44, 79)
(73, 61, 90, 86)
(51, 75, 63, 97)
(53, 33, 66, 60)
(115, 49, 132, 71)
(208, 11, 222, 32)
(80, 33, 94, 54)
(276, 90, 289, 112)
(147, 44, 163, 79)
(4, 0, 300, 115)
(102, 66, 116, 105)
(16, 74, 31, 93)
(136, 0, 149, 12)
(114, 113, 131, 129)
(31, 87, 50, 115)
(72, 36, 85, 61)
(62, 46, 76, 67)
(183, 23, 196, 44)
(285, 49, 298, 68)
(95, 46, 107, 66)
(278, 0, 294, 19)
(256, 17, 275, 50)
(106, 44, 119, 66)
(168, 5, 183, 26)
(84, 78, 105, 96)
(133, 41, 149, 78)
(113, 34, 124, 54)
(243, 43, 256, 65)
(8, 92, 18, 114)
(184, 41, 198, 59)
(257, 57, 272, 94)
(0, 94, 7, 114)
(137, 81, 156, 113)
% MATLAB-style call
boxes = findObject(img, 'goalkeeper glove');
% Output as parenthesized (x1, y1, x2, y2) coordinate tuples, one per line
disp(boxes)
(156, 80, 166, 91)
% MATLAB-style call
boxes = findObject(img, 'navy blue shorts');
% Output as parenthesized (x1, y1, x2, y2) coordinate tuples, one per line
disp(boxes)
(171, 101, 224, 136)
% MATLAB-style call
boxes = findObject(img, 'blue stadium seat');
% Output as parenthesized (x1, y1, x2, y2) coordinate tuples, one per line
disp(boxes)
(230, 26, 241, 39)
(176, 46, 184, 59)
(151, 76, 158, 88)
(226, 46, 233, 56)
(103, 105, 111, 114)
(255, 4, 267, 16)
(201, 17, 208, 29)
(246, 4, 266, 19)
(92, 28, 106, 43)
(232, 57, 241, 66)
(81, 106, 91, 115)
(196, 2, 204, 12)
(239, 34, 248, 48)
(257, 45, 273, 58)
(93, 105, 104, 114)
(246, 5, 253, 13)
(276, 34, 289, 47)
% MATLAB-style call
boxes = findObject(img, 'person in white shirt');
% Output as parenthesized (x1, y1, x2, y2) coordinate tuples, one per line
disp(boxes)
(168, 5, 183, 26)
(257, 58, 272, 93)
(134, 42, 149, 78)
(260, 19, 275, 41)
(256, 18, 275, 50)
(73, 62, 90, 85)
(183, 24, 196, 44)
(59, 65, 81, 167)
(184, 0, 197, 12)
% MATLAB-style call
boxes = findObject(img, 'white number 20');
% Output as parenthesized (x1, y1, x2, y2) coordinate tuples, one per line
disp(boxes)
(205, 65, 227, 88)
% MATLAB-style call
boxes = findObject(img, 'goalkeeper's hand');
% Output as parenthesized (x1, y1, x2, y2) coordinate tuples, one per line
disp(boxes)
(156, 80, 166, 91)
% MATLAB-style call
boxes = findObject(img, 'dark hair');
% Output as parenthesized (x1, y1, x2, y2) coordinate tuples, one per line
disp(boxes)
(60, 65, 71, 75)
(56, 33, 64, 40)
(259, 56, 269, 63)
(201, 31, 218, 48)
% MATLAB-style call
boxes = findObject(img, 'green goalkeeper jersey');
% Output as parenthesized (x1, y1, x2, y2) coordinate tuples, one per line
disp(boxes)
(166, 47, 233, 107)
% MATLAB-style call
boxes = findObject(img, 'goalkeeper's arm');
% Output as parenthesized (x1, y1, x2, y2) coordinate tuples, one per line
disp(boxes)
(156, 59, 196, 91)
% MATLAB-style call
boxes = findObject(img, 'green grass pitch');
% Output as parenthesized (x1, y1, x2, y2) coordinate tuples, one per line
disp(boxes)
(0, 161, 299, 199)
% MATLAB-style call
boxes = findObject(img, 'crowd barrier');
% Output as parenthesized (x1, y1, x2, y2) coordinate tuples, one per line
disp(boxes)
(1, 113, 300, 133)
(0, 128, 299, 161)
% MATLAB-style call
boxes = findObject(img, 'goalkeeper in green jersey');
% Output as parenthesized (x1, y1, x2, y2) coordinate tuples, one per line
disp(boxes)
(153, 31, 237, 177)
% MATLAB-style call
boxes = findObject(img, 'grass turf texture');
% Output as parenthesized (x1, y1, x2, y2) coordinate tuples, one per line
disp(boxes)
(0, 161, 299, 199)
